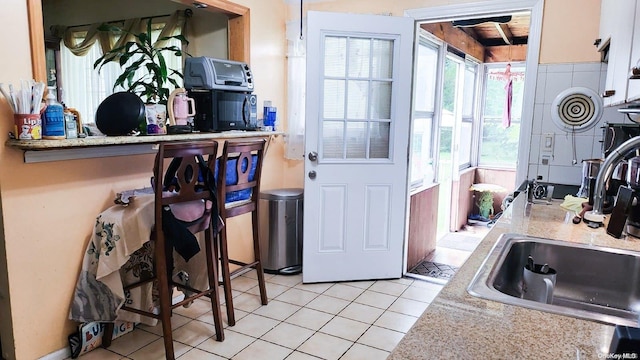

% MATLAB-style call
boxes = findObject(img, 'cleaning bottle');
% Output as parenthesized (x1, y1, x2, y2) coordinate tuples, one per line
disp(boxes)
(42, 91, 66, 139)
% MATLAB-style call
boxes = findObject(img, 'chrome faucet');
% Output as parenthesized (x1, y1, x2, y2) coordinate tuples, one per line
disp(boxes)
(584, 135, 640, 226)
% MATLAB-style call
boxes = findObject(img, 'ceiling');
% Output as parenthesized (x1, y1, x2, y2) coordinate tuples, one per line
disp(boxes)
(420, 13, 531, 63)
(453, 14, 530, 47)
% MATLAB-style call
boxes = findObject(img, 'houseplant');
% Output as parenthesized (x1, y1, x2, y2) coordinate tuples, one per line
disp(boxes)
(94, 19, 188, 134)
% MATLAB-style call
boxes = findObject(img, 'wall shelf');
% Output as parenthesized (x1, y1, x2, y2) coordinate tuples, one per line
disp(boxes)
(6, 130, 281, 163)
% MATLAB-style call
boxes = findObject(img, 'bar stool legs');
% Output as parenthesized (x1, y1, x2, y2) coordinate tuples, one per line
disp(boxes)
(216, 139, 269, 327)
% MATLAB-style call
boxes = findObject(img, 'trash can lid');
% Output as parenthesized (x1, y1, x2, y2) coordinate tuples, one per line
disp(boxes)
(260, 188, 303, 200)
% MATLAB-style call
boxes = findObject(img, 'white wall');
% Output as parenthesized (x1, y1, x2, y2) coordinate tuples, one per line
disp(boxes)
(528, 62, 630, 186)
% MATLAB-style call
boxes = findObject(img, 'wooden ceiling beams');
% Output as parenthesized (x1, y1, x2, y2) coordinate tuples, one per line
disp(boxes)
(421, 22, 527, 63)
(421, 22, 484, 61)
(495, 23, 514, 45)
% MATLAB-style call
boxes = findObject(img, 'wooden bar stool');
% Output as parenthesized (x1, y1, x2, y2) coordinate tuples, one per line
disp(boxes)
(216, 139, 268, 326)
(106, 141, 225, 360)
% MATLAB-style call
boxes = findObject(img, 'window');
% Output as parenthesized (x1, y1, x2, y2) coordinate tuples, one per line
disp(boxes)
(410, 37, 440, 186)
(59, 23, 182, 124)
(479, 63, 525, 168)
(459, 60, 479, 168)
(440, 52, 477, 172)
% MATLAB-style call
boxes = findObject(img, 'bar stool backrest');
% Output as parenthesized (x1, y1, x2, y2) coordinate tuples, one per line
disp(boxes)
(217, 139, 266, 218)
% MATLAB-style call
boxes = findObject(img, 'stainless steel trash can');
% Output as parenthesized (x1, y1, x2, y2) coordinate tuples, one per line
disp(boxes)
(258, 188, 303, 274)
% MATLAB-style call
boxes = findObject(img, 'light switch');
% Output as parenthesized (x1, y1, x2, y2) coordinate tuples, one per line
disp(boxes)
(542, 133, 554, 153)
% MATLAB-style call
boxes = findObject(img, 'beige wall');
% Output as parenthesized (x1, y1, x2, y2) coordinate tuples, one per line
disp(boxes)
(0, 0, 287, 359)
(0, 0, 601, 358)
(539, 0, 601, 63)
(290, 0, 601, 64)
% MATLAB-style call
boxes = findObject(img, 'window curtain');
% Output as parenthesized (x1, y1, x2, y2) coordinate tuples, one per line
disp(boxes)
(285, 21, 306, 160)
(56, 11, 187, 123)
(51, 10, 188, 58)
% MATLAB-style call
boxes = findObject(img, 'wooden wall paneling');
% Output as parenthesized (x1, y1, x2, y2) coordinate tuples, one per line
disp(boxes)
(455, 168, 476, 231)
(407, 185, 439, 271)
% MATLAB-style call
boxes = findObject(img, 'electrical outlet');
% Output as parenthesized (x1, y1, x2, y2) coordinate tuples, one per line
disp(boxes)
(541, 154, 551, 165)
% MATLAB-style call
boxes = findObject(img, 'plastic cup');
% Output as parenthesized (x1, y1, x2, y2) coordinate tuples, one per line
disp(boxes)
(14, 113, 42, 140)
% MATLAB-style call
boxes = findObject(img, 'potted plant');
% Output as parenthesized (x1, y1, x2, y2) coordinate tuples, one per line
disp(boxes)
(94, 19, 188, 134)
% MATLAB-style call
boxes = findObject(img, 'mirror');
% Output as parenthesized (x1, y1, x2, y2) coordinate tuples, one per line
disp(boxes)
(28, 0, 250, 123)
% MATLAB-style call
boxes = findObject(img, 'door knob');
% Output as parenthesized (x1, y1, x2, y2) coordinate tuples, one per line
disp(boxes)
(308, 170, 317, 179)
(308, 151, 318, 162)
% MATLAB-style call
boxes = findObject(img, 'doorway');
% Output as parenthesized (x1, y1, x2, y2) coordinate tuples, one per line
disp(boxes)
(405, 0, 543, 281)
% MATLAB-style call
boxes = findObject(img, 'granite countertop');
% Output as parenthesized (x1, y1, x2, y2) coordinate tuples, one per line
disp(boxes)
(389, 193, 640, 359)
(5, 130, 283, 150)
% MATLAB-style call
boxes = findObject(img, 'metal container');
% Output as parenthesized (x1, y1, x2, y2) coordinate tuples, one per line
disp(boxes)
(258, 188, 303, 274)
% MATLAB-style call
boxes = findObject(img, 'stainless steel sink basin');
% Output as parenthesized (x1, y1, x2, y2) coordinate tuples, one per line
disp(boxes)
(467, 233, 640, 326)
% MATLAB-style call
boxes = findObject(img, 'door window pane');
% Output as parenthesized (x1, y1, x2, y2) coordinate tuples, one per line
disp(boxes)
(346, 121, 367, 158)
(370, 122, 390, 158)
(371, 39, 393, 78)
(322, 121, 345, 158)
(347, 80, 369, 119)
(370, 81, 392, 119)
(348, 38, 371, 78)
(324, 79, 345, 119)
(324, 37, 347, 77)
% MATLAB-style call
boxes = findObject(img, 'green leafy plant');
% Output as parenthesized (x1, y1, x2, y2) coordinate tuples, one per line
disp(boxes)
(94, 19, 188, 105)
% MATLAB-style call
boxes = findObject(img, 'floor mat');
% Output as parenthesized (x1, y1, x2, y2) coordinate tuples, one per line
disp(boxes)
(408, 260, 459, 281)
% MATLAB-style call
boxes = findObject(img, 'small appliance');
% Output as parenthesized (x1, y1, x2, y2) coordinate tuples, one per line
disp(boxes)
(601, 123, 640, 158)
(188, 90, 257, 132)
(167, 88, 195, 134)
(184, 57, 257, 132)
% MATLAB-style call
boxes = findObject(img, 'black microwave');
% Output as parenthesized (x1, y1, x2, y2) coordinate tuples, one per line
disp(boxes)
(189, 89, 258, 132)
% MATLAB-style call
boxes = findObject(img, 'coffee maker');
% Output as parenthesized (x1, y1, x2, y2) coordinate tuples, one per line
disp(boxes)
(606, 156, 640, 238)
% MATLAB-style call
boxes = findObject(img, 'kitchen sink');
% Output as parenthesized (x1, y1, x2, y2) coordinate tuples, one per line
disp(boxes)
(467, 233, 640, 326)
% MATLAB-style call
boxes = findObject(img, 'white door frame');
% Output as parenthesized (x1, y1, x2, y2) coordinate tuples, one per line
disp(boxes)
(405, 0, 545, 188)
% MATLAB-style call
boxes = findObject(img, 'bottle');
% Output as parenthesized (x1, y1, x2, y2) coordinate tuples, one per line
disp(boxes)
(42, 92, 66, 139)
(64, 111, 78, 139)
(263, 100, 276, 131)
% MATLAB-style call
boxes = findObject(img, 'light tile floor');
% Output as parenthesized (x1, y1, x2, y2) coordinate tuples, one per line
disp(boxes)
(76, 271, 443, 360)
(424, 225, 490, 268)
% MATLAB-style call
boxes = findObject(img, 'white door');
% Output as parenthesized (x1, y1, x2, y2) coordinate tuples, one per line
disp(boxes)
(303, 11, 414, 283)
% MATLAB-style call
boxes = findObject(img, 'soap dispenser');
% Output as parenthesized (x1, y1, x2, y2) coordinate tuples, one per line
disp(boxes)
(42, 90, 66, 139)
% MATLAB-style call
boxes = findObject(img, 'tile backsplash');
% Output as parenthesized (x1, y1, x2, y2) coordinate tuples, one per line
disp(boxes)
(527, 62, 634, 186)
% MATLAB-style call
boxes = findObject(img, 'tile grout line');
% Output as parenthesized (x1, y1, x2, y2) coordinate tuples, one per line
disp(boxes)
(98, 274, 442, 360)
